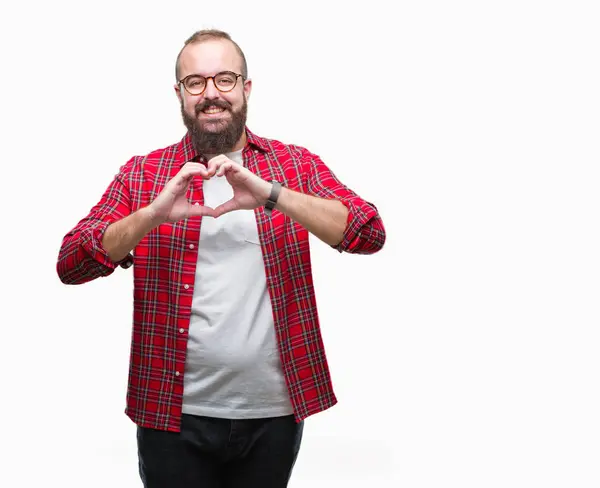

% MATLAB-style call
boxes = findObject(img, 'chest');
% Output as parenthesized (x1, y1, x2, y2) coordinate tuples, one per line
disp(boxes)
(131, 151, 305, 258)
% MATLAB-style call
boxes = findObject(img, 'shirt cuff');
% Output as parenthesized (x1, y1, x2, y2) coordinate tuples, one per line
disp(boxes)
(333, 198, 379, 253)
(83, 220, 133, 270)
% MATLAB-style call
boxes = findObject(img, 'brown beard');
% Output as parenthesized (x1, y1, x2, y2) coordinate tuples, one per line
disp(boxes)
(181, 96, 247, 155)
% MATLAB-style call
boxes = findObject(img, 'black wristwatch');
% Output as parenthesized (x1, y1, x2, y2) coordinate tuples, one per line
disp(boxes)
(264, 181, 282, 216)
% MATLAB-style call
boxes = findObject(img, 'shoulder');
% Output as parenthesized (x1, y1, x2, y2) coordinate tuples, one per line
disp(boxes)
(251, 132, 320, 167)
(116, 139, 184, 178)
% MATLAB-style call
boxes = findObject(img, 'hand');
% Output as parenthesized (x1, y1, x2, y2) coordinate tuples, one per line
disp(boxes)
(206, 155, 272, 218)
(148, 162, 216, 223)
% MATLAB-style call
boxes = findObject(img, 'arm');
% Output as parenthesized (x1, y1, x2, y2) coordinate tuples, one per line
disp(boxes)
(208, 150, 386, 254)
(101, 206, 161, 262)
(56, 160, 136, 285)
(273, 187, 348, 247)
(207, 149, 385, 254)
(299, 149, 386, 254)
(57, 160, 213, 284)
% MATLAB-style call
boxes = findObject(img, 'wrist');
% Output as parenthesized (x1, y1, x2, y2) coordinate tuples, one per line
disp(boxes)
(258, 179, 272, 205)
(141, 204, 164, 228)
(264, 180, 283, 216)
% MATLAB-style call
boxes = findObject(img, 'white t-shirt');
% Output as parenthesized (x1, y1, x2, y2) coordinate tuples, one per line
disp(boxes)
(182, 150, 293, 418)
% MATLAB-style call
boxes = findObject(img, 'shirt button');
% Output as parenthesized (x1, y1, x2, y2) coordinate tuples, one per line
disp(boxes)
(179, 328, 185, 333)
(175, 371, 180, 377)
(189, 244, 195, 249)
(184, 284, 189, 290)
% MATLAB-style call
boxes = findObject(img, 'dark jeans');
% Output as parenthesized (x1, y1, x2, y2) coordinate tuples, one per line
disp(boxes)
(137, 414, 304, 488)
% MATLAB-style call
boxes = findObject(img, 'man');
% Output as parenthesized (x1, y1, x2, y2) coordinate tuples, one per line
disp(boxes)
(57, 29, 386, 488)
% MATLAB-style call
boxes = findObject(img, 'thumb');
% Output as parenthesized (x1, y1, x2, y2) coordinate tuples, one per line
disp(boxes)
(187, 203, 216, 218)
(212, 198, 239, 218)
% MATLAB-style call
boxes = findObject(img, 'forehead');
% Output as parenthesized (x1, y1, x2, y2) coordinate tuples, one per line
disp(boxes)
(179, 39, 242, 77)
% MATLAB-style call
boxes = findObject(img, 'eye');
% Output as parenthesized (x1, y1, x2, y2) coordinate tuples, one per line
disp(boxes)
(185, 77, 205, 88)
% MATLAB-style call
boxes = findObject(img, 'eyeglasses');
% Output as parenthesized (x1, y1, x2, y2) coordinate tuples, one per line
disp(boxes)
(178, 71, 244, 96)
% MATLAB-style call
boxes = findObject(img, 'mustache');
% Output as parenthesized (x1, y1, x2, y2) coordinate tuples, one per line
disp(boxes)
(194, 99, 232, 116)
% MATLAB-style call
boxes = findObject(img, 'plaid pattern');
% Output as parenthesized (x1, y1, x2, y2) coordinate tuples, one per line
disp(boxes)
(57, 128, 386, 432)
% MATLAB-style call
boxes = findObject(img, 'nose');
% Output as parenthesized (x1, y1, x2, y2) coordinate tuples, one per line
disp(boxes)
(203, 77, 220, 99)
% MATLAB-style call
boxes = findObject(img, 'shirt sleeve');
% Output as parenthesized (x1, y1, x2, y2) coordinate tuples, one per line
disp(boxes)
(56, 158, 136, 284)
(300, 148, 386, 254)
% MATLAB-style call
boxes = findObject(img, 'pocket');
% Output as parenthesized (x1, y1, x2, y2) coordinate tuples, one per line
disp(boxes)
(244, 217, 261, 246)
(218, 209, 260, 247)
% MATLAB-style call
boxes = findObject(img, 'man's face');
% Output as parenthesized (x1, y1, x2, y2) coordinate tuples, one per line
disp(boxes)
(176, 39, 252, 154)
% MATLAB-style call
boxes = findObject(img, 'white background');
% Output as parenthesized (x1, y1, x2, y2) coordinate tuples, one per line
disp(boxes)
(1, 1, 599, 487)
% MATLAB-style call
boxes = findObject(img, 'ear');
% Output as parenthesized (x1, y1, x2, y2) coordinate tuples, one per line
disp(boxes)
(243, 78, 252, 101)
(174, 83, 183, 103)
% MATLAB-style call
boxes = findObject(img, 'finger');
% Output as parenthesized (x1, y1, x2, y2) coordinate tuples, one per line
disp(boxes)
(216, 161, 237, 177)
(212, 198, 239, 218)
(176, 166, 208, 181)
(205, 156, 222, 177)
(182, 163, 209, 177)
(181, 161, 210, 176)
(207, 154, 232, 177)
(166, 167, 209, 195)
(174, 167, 209, 186)
(182, 161, 207, 170)
(187, 203, 216, 218)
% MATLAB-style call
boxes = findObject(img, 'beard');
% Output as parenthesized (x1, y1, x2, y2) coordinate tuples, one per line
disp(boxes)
(181, 96, 248, 155)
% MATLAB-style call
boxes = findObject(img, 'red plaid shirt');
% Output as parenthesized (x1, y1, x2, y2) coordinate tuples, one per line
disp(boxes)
(57, 128, 386, 432)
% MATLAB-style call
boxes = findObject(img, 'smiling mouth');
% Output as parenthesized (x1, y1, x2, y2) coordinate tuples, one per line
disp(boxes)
(200, 106, 227, 115)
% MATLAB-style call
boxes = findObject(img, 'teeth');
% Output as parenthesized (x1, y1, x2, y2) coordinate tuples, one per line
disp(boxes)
(203, 107, 225, 114)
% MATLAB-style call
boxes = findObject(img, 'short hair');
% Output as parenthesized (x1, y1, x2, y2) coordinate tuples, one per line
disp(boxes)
(175, 29, 248, 81)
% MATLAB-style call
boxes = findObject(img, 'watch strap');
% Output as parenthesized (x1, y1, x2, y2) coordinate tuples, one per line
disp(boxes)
(264, 181, 282, 216)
